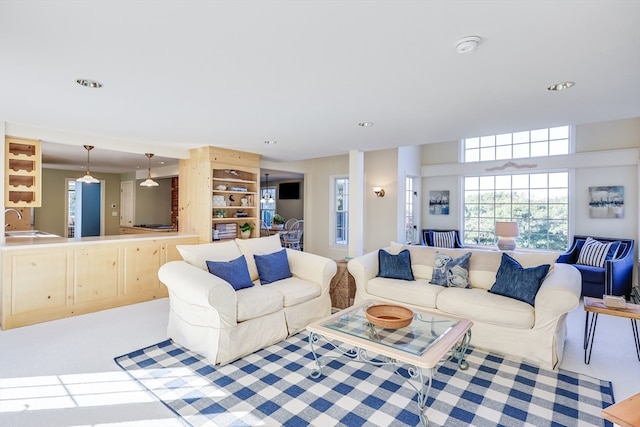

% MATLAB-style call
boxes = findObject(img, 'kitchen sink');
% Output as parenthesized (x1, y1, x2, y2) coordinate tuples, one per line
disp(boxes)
(5, 230, 60, 238)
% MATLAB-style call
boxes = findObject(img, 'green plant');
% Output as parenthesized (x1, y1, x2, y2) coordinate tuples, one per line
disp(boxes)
(240, 222, 254, 232)
(272, 214, 285, 224)
(214, 209, 227, 218)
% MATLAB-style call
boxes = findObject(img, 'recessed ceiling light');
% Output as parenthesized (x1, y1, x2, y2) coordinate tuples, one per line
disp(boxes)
(358, 122, 374, 127)
(264, 140, 278, 145)
(547, 81, 575, 91)
(456, 36, 482, 54)
(76, 79, 103, 88)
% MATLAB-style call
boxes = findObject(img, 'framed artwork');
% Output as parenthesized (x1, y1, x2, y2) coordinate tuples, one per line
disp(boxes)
(588, 186, 624, 218)
(429, 190, 449, 215)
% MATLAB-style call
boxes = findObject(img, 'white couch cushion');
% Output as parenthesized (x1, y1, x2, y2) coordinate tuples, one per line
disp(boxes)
(437, 288, 534, 329)
(261, 277, 321, 307)
(236, 286, 283, 322)
(235, 234, 284, 281)
(177, 240, 242, 270)
(367, 277, 444, 308)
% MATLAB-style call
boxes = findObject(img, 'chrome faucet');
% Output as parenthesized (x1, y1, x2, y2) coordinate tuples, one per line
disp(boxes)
(4, 208, 23, 228)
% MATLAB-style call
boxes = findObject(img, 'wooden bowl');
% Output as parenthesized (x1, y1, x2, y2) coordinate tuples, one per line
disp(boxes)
(365, 304, 414, 329)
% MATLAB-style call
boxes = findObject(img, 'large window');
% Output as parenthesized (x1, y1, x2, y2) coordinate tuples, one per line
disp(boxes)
(464, 126, 569, 162)
(464, 173, 569, 250)
(334, 177, 348, 245)
(462, 126, 571, 251)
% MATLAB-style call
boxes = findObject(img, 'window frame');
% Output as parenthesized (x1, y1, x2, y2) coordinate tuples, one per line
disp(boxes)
(330, 175, 349, 246)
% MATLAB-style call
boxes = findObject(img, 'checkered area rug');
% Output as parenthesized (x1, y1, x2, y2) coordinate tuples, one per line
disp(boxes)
(115, 333, 614, 427)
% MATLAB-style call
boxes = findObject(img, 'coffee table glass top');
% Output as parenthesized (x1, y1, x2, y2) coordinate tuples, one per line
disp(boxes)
(322, 303, 459, 356)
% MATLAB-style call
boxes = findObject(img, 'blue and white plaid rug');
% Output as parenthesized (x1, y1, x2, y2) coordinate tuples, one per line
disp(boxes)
(115, 333, 614, 427)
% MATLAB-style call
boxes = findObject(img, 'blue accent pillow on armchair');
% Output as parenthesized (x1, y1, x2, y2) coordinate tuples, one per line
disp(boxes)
(377, 249, 414, 281)
(254, 249, 292, 284)
(206, 256, 254, 291)
(489, 253, 550, 306)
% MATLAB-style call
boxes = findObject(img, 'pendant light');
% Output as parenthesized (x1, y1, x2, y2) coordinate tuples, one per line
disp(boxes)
(260, 173, 274, 203)
(140, 153, 159, 187)
(77, 145, 100, 184)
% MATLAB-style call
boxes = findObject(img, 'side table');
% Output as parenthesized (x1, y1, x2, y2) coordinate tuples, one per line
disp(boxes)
(583, 296, 640, 364)
(601, 392, 640, 427)
(329, 259, 355, 309)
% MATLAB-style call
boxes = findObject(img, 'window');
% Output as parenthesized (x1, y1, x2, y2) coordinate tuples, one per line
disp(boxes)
(405, 176, 419, 244)
(462, 126, 571, 251)
(334, 177, 349, 245)
(464, 126, 569, 163)
(260, 186, 276, 226)
(464, 172, 569, 250)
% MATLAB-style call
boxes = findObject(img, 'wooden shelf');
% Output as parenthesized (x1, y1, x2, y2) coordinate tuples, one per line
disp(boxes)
(179, 146, 260, 243)
(5, 137, 41, 207)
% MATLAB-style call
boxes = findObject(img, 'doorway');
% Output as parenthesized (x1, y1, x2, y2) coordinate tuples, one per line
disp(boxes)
(65, 178, 105, 237)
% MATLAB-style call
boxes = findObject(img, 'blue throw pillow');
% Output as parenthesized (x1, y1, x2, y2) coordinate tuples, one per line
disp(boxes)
(377, 249, 414, 281)
(489, 253, 550, 306)
(430, 252, 472, 288)
(254, 249, 292, 285)
(206, 256, 254, 291)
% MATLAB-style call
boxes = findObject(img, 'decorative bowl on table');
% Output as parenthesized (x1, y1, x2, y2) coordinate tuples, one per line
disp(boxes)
(365, 304, 414, 329)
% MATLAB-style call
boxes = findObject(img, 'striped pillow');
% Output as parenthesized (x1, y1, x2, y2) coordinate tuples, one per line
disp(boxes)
(433, 231, 456, 248)
(577, 237, 620, 268)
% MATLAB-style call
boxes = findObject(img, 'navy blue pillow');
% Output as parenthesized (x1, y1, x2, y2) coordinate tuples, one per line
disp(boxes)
(377, 249, 414, 281)
(206, 256, 254, 291)
(254, 249, 292, 285)
(489, 253, 550, 306)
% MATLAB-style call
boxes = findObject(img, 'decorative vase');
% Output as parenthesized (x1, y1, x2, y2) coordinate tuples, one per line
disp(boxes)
(240, 230, 251, 239)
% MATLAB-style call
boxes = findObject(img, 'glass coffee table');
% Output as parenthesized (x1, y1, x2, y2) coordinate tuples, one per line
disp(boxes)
(306, 300, 473, 426)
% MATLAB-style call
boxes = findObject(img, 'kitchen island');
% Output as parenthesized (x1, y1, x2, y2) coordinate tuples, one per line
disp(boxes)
(1, 232, 197, 329)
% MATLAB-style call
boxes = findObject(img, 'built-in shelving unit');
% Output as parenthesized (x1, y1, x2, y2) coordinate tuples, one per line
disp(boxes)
(5, 137, 42, 207)
(179, 146, 260, 243)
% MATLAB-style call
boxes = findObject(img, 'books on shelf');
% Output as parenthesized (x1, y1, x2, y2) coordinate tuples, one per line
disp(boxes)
(214, 223, 237, 239)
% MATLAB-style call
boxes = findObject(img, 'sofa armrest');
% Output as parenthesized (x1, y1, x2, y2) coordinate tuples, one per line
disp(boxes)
(347, 250, 379, 298)
(286, 249, 337, 294)
(534, 263, 581, 328)
(158, 261, 238, 328)
(606, 247, 635, 296)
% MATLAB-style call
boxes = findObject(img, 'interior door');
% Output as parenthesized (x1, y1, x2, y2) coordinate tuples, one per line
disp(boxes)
(75, 181, 102, 237)
(120, 180, 134, 227)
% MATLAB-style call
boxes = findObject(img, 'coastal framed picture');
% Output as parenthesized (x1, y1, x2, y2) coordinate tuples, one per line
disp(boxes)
(429, 190, 449, 215)
(588, 186, 624, 218)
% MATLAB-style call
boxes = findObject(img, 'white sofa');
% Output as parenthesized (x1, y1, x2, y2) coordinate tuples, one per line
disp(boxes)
(348, 243, 581, 369)
(158, 234, 337, 365)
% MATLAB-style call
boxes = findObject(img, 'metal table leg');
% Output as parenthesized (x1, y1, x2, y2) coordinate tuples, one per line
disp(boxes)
(584, 311, 598, 364)
(632, 319, 640, 361)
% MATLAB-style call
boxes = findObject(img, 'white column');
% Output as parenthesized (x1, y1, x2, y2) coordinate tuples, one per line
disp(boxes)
(348, 150, 364, 258)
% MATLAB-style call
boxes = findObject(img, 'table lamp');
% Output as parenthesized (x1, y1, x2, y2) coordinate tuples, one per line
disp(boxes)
(495, 221, 519, 251)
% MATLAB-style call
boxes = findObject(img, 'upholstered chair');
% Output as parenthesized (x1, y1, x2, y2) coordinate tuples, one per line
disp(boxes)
(557, 235, 635, 298)
(421, 229, 464, 248)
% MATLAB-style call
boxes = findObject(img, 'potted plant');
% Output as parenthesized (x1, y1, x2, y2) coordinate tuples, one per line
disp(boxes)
(214, 209, 227, 218)
(239, 222, 254, 239)
(272, 214, 285, 229)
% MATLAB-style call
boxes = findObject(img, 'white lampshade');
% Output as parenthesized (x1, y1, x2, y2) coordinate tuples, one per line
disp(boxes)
(495, 221, 519, 251)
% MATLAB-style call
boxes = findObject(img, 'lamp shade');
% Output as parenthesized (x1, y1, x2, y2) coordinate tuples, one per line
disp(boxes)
(495, 221, 519, 237)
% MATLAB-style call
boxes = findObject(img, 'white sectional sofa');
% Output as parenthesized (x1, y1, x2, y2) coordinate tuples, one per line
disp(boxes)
(348, 243, 582, 369)
(158, 234, 337, 365)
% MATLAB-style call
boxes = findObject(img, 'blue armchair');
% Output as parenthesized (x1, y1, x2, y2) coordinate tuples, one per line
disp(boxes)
(421, 229, 464, 248)
(557, 235, 635, 298)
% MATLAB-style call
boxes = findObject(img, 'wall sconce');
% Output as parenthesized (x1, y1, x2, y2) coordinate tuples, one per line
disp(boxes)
(373, 186, 385, 197)
(495, 221, 520, 251)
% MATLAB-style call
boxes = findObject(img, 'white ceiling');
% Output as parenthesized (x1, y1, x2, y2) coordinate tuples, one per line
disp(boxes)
(1, 1, 639, 174)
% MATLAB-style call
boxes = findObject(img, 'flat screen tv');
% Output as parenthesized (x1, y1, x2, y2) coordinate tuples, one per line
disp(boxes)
(279, 182, 300, 200)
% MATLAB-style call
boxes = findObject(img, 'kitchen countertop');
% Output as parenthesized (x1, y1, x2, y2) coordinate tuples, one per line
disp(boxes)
(2, 231, 197, 249)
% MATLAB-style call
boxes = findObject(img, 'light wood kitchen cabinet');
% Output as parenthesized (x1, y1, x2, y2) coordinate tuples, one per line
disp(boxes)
(179, 146, 260, 243)
(5, 136, 42, 207)
(0, 234, 197, 329)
